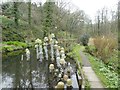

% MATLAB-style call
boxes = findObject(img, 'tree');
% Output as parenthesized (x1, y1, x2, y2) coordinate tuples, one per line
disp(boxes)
(42, 1, 55, 37)
(93, 8, 118, 36)
(118, 1, 120, 32)
(2, 3, 10, 16)
(2, 2, 14, 18)
(97, 11, 100, 36)
(28, 0, 31, 25)
(118, 1, 120, 50)
(13, 2, 19, 27)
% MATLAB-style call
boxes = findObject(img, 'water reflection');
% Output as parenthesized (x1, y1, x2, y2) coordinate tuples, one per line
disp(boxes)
(2, 49, 76, 89)
(2, 49, 49, 88)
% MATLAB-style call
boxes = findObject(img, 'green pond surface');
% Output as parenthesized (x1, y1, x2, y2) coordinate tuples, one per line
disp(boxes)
(2, 48, 76, 89)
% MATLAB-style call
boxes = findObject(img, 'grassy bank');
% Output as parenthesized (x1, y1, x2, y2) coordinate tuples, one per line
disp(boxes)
(67, 44, 84, 63)
(87, 53, 118, 88)
(67, 44, 91, 89)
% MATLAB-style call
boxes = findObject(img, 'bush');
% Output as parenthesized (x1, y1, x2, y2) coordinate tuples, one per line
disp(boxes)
(80, 34, 90, 46)
(92, 36, 118, 64)
(106, 52, 119, 72)
(85, 46, 97, 56)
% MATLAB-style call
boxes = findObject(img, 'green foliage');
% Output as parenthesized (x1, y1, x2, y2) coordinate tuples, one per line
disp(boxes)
(67, 44, 83, 63)
(2, 2, 14, 18)
(42, 1, 55, 36)
(85, 42, 119, 88)
(2, 2, 21, 27)
(2, 15, 44, 42)
(85, 46, 97, 55)
(2, 15, 24, 41)
(2, 2, 90, 42)
(106, 52, 119, 72)
(85, 36, 118, 69)
(2, 50, 24, 58)
(2, 41, 28, 52)
(80, 34, 90, 46)
(2, 15, 14, 27)
(84, 76, 91, 89)
(2, 45, 14, 52)
(4, 41, 27, 48)
(88, 54, 118, 88)
(2, 2, 44, 42)
(67, 44, 91, 88)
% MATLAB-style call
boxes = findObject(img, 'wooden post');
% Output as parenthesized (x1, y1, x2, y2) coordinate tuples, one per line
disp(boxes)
(76, 71, 82, 90)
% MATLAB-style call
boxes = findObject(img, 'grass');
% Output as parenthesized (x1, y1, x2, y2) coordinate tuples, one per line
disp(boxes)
(84, 74, 91, 89)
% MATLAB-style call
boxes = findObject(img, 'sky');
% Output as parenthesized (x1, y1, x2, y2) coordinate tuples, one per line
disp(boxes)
(2, 0, 118, 20)
(30, 0, 118, 20)
(70, 0, 118, 20)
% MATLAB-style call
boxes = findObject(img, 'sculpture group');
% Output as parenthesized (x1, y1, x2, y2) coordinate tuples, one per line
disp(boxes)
(24, 33, 79, 89)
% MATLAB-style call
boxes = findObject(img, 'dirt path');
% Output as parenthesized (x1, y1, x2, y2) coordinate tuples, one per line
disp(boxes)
(80, 50, 104, 88)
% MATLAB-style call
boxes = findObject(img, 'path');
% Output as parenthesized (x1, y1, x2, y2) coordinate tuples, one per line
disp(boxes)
(80, 50, 104, 88)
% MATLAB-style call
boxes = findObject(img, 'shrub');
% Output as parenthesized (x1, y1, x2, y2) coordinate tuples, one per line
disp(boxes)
(80, 34, 90, 46)
(85, 46, 97, 56)
(93, 36, 118, 64)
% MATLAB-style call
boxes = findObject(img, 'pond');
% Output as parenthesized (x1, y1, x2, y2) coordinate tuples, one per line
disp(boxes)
(2, 48, 77, 89)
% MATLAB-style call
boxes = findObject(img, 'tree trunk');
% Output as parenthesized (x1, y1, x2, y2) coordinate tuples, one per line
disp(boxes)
(118, 1, 120, 51)
(28, 0, 31, 25)
(97, 15, 100, 36)
(14, 2, 19, 28)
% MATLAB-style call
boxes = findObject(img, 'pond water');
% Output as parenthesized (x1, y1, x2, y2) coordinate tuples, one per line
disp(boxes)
(2, 48, 77, 89)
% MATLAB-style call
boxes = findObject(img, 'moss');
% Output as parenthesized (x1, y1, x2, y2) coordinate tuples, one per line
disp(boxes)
(2, 41, 29, 53)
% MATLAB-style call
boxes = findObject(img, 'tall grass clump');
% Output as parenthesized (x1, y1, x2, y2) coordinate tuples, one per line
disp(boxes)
(86, 35, 118, 64)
